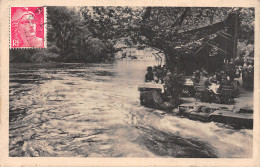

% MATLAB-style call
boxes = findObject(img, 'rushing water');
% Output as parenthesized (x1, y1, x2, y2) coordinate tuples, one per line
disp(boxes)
(9, 60, 252, 157)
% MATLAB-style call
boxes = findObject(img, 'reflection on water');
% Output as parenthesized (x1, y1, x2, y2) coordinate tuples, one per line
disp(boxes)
(9, 60, 252, 157)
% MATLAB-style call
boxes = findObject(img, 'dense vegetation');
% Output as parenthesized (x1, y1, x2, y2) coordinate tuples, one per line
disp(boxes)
(10, 7, 254, 64)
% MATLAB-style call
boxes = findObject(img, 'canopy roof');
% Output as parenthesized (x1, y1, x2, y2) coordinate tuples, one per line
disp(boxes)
(173, 12, 237, 58)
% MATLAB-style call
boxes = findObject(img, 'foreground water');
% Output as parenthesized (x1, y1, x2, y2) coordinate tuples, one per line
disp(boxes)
(9, 60, 252, 157)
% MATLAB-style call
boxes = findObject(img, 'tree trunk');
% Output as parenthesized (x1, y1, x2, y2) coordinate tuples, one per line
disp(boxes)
(232, 13, 238, 60)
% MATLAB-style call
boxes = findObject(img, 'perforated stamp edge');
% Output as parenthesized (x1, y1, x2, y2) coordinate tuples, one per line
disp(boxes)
(9, 6, 47, 49)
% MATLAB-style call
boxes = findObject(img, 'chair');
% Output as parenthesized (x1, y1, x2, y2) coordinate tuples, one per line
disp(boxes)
(220, 88, 234, 104)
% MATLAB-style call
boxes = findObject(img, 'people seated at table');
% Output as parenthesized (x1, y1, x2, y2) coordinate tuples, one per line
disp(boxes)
(218, 74, 232, 93)
(195, 68, 210, 92)
(145, 66, 154, 82)
(215, 69, 222, 82)
(194, 70, 200, 83)
(225, 61, 236, 82)
(145, 65, 168, 84)
(154, 65, 163, 83)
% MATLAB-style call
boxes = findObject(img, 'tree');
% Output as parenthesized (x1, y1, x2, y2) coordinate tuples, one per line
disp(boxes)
(80, 7, 143, 44)
(10, 7, 254, 65)
(47, 7, 81, 61)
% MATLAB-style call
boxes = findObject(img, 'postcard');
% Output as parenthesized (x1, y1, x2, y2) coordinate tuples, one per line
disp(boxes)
(0, 0, 259, 166)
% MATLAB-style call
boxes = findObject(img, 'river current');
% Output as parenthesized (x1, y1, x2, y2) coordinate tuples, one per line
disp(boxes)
(9, 60, 252, 157)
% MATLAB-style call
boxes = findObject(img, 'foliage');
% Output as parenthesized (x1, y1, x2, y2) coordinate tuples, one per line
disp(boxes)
(140, 7, 233, 51)
(9, 48, 59, 63)
(140, 7, 254, 71)
(10, 7, 117, 63)
(30, 50, 59, 63)
(235, 8, 254, 64)
(10, 7, 254, 65)
(237, 8, 254, 44)
(48, 7, 82, 61)
(80, 6, 144, 45)
(10, 49, 37, 63)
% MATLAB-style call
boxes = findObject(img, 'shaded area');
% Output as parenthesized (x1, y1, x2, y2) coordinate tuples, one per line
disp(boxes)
(137, 125, 217, 158)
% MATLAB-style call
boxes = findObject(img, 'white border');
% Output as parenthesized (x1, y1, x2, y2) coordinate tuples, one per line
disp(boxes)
(1, 0, 260, 167)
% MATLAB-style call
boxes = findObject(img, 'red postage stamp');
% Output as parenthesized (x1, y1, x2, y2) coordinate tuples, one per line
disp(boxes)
(10, 7, 46, 48)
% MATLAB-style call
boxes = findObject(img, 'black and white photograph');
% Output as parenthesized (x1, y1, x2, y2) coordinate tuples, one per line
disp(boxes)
(2, 1, 258, 164)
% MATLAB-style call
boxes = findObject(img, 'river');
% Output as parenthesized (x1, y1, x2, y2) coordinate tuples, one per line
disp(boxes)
(9, 59, 252, 157)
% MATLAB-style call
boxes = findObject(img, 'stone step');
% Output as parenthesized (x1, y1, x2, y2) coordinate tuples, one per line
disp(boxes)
(209, 110, 253, 129)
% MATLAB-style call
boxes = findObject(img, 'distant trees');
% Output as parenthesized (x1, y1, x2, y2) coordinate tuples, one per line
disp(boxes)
(47, 7, 81, 61)
(79, 7, 144, 44)
(47, 7, 116, 62)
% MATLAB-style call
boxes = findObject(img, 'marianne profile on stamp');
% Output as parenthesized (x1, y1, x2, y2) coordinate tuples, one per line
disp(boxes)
(11, 7, 44, 48)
